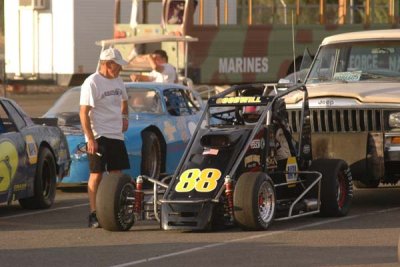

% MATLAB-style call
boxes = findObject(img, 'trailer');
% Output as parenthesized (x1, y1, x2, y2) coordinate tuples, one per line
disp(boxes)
(4, 0, 114, 86)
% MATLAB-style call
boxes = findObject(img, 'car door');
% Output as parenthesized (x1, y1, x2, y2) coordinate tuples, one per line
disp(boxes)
(162, 88, 203, 173)
(0, 100, 34, 203)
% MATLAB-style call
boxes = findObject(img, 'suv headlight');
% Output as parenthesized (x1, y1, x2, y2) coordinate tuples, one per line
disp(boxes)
(389, 112, 400, 128)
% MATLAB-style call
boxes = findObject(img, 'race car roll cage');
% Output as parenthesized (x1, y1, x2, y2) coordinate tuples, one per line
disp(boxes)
(138, 83, 323, 222)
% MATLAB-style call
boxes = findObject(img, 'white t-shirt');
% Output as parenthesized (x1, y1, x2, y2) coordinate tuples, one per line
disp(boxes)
(149, 63, 177, 83)
(80, 72, 128, 141)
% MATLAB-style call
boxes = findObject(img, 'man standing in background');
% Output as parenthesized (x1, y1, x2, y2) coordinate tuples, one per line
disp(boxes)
(130, 49, 178, 83)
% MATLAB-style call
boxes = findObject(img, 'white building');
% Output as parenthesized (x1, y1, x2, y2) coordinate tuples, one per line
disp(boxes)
(5, 0, 114, 86)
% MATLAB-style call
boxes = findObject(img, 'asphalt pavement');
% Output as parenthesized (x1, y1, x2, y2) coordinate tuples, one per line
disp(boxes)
(1, 187, 400, 267)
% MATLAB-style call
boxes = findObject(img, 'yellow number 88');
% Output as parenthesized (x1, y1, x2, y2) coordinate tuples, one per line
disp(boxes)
(175, 168, 222, 193)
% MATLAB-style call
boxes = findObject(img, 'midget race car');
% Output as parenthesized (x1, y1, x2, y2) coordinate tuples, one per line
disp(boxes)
(94, 83, 353, 232)
(44, 82, 204, 186)
(0, 97, 70, 209)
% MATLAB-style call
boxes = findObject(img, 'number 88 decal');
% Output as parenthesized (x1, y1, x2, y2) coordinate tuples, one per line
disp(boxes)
(175, 168, 222, 193)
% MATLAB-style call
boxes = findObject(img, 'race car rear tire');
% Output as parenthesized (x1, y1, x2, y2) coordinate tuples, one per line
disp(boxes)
(233, 172, 276, 230)
(353, 179, 380, 189)
(309, 159, 353, 217)
(19, 147, 56, 209)
(96, 173, 135, 231)
(141, 131, 161, 180)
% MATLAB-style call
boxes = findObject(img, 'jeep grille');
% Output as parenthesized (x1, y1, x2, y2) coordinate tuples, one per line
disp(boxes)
(288, 109, 383, 133)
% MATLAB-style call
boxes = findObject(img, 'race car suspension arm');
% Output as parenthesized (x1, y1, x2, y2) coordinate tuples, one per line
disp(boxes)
(275, 170, 322, 221)
(142, 175, 168, 222)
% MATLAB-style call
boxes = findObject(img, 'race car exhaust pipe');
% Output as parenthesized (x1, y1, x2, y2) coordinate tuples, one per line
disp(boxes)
(303, 198, 318, 211)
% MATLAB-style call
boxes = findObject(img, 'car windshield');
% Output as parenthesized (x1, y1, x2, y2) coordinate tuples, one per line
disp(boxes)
(45, 86, 164, 117)
(307, 40, 400, 84)
(44, 87, 81, 117)
(127, 88, 163, 114)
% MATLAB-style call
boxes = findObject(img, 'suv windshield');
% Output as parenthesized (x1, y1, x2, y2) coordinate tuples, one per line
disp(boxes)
(307, 41, 400, 84)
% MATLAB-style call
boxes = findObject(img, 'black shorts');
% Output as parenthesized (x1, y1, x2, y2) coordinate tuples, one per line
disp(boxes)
(88, 136, 130, 173)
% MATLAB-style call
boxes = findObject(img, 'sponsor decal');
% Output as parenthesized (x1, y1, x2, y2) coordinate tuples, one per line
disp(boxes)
(25, 135, 38, 164)
(0, 140, 18, 192)
(216, 96, 261, 104)
(13, 183, 27, 191)
(250, 139, 261, 149)
(285, 156, 298, 187)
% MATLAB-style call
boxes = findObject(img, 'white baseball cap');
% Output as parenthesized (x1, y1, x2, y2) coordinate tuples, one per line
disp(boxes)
(99, 47, 128, 66)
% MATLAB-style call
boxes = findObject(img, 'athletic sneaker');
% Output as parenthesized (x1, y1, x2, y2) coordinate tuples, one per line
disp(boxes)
(88, 211, 100, 228)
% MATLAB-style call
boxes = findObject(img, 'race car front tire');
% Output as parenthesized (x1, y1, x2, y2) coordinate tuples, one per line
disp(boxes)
(96, 173, 135, 231)
(233, 172, 276, 230)
(19, 147, 57, 209)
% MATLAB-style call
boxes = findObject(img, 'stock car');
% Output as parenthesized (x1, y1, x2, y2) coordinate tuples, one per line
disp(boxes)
(43, 82, 204, 185)
(0, 97, 70, 208)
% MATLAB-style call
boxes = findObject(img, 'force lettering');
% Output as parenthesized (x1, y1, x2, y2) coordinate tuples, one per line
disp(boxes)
(216, 96, 261, 104)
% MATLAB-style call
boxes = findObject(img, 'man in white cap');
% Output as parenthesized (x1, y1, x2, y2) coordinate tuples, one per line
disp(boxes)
(79, 47, 130, 228)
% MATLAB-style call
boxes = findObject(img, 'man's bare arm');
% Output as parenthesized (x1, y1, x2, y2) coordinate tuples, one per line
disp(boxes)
(121, 100, 129, 132)
(79, 105, 97, 154)
(130, 73, 155, 82)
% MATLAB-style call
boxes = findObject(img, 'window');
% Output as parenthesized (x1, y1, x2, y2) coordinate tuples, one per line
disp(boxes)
(45, 87, 80, 117)
(308, 41, 400, 84)
(166, 0, 185, 24)
(182, 89, 201, 113)
(128, 88, 162, 113)
(0, 101, 22, 133)
(164, 89, 196, 116)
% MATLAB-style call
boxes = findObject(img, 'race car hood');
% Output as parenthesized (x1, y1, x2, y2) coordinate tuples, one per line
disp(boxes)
(284, 82, 400, 104)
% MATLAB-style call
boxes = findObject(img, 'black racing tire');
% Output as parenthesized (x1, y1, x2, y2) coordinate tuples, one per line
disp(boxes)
(19, 147, 56, 209)
(141, 131, 161, 180)
(96, 173, 135, 231)
(353, 179, 380, 189)
(233, 172, 276, 230)
(309, 159, 353, 217)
